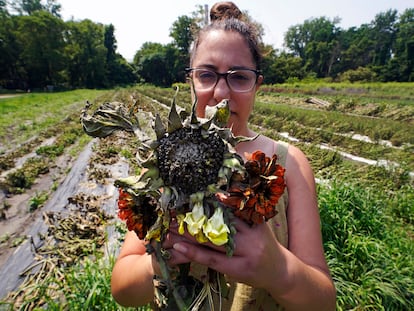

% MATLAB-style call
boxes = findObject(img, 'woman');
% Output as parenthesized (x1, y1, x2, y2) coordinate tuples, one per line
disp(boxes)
(111, 2, 336, 310)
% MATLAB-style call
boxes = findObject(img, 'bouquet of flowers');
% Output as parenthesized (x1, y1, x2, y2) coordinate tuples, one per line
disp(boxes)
(80, 91, 285, 310)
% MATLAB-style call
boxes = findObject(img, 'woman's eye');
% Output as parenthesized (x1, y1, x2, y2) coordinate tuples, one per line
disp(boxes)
(231, 72, 249, 80)
(199, 71, 215, 80)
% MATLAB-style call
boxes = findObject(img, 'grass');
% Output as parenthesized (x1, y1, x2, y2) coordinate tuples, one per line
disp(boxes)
(0, 89, 108, 151)
(47, 255, 144, 311)
(319, 183, 414, 310)
(252, 101, 414, 146)
(0, 253, 148, 311)
(0, 83, 413, 310)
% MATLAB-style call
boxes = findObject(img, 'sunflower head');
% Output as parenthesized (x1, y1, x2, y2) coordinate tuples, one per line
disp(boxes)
(81, 91, 247, 239)
(142, 94, 247, 202)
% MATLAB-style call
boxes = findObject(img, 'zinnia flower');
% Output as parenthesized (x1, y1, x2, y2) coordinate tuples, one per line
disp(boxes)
(117, 188, 158, 239)
(219, 151, 286, 225)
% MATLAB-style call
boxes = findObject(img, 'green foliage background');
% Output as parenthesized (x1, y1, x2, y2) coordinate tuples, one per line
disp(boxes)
(1, 1, 413, 90)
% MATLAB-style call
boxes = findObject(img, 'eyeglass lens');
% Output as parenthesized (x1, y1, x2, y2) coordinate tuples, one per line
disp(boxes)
(192, 69, 256, 92)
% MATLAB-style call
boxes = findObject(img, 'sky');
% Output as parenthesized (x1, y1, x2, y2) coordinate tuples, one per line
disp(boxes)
(58, 0, 413, 61)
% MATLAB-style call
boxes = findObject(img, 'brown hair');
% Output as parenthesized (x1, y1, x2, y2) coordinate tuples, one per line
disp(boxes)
(191, 2, 262, 70)
(210, 1, 242, 21)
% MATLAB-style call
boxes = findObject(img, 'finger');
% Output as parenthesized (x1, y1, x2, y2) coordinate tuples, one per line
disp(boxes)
(172, 242, 243, 276)
(166, 249, 192, 265)
(169, 224, 228, 253)
(231, 216, 254, 232)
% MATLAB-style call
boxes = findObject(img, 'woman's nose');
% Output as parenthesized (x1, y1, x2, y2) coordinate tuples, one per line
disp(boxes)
(213, 76, 231, 101)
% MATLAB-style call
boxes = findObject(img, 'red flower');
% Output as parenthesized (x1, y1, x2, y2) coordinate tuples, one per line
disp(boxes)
(219, 151, 286, 225)
(117, 188, 158, 239)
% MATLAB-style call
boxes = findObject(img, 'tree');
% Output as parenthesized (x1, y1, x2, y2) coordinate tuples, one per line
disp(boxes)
(9, 0, 60, 16)
(44, 0, 60, 17)
(14, 11, 66, 89)
(10, 0, 42, 15)
(284, 17, 341, 77)
(134, 42, 181, 86)
(334, 25, 374, 74)
(103, 24, 136, 86)
(262, 48, 305, 84)
(0, 0, 8, 14)
(0, 11, 21, 88)
(371, 10, 398, 67)
(169, 14, 199, 81)
(385, 8, 414, 81)
(170, 15, 197, 54)
(104, 24, 117, 59)
(64, 19, 107, 88)
(104, 23, 117, 86)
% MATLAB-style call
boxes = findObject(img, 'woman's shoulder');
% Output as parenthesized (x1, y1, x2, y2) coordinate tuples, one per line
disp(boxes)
(235, 134, 287, 157)
(255, 135, 290, 159)
(253, 135, 314, 183)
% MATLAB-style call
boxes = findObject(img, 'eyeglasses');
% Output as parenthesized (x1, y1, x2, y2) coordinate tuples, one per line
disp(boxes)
(186, 68, 261, 93)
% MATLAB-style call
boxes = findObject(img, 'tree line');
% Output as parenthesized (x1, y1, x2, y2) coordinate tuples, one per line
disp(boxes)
(0, 1, 413, 91)
(0, 0, 135, 90)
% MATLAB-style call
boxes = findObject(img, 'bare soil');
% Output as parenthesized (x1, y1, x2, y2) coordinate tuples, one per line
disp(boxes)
(0, 94, 22, 99)
(0, 151, 73, 268)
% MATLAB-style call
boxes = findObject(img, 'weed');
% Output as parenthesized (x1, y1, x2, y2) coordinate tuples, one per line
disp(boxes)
(29, 191, 49, 212)
(5, 169, 32, 191)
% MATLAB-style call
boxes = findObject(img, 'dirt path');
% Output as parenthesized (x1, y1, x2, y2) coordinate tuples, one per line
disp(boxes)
(0, 94, 22, 99)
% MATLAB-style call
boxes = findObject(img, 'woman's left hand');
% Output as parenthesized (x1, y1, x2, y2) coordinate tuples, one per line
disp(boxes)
(165, 217, 282, 290)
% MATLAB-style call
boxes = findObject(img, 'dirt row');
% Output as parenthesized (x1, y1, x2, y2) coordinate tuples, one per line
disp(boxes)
(0, 132, 130, 299)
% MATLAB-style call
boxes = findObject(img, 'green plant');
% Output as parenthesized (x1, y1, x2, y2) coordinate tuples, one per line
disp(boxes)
(4, 157, 50, 193)
(58, 256, 143, 310)
(29, 191, 49, 212)
(5, 169, 33, 191)
(36, 144, 65, 157)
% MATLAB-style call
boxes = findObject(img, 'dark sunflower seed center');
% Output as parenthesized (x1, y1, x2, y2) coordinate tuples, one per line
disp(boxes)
(157, 128, 226, 194)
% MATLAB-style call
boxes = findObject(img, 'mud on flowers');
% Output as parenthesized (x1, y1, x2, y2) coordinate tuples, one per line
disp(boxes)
(80, 91, 285, 310)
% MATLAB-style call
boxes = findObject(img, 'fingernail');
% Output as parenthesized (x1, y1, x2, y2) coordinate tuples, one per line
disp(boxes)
(173, 243, 187, 253)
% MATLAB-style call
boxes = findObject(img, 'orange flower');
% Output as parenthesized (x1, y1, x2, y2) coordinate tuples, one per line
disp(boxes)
(219, 151, 286, 225)
(117, 188, 158, 239)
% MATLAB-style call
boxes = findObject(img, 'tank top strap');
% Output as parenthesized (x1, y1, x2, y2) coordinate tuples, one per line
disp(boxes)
(274, 140, 289, 166)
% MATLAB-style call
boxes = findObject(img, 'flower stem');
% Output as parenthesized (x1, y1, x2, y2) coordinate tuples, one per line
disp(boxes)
(154, 242, 188, 311)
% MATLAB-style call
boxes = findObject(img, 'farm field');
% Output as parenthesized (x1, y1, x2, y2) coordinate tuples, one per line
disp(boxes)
(0, 83, 413, 310)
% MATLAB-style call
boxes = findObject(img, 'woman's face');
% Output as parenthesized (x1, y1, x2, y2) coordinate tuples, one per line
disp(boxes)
(191, 29, 263, 136)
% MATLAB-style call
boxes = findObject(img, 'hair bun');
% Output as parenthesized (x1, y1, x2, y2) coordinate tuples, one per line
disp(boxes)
(210, 1, 242, 21)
